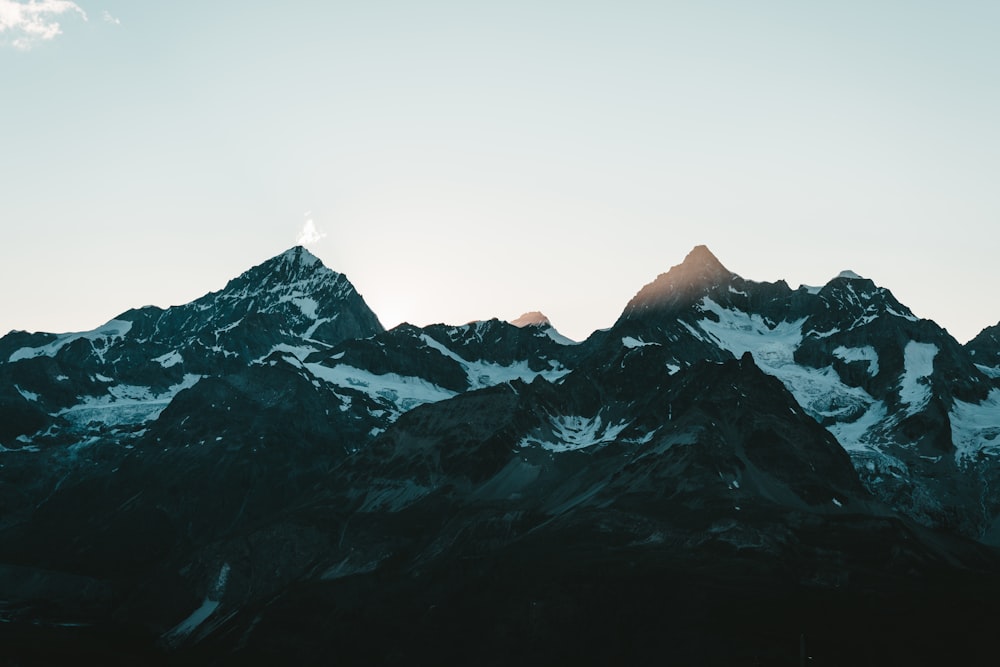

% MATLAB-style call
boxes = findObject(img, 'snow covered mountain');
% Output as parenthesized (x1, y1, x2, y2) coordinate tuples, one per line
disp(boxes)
(0, 246, 382, 444)
(3, 245, 1000, 665)
(603, 245, 1000, 540)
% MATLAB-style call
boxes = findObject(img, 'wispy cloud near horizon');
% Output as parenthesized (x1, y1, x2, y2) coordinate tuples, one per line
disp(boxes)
(0, 0, 87, 50)
(101, 9, 118, 26)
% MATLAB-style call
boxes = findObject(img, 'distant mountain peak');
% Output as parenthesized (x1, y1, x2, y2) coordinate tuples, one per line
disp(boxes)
(508, 311, 577, 345)
(623, 245, 735, 316)
(511, 311, 552, 328)
(220, 247, 344, 300)
(253, 246, 330, 280)
(279, 245, 322, 267)
(182, 247, 383, 352)
(836, 269, 864, 280)
(684, 244, 726, 269)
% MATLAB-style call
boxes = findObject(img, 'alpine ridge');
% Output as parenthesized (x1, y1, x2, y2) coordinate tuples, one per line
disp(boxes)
(2, 245, 1000, 665)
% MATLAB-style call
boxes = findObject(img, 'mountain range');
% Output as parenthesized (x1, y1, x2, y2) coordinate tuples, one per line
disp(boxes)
(2, 245, 1000, 665)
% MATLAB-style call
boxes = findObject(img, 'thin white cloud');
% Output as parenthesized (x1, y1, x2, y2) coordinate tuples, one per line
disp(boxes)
(101, 9, 119, 26)
(0, 0, 87, 50)
(296, 214, 327, 247)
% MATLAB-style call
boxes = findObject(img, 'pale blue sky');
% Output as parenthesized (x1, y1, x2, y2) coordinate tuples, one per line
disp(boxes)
(2, 1, 998, 342)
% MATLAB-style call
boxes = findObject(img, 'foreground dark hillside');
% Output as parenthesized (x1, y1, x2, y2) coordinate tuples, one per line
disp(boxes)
(5, 516, 1000, 666)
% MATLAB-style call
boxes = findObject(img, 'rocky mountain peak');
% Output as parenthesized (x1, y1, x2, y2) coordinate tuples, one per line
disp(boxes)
(510, 311, 552, 328)
(964, 321, 1000, 372)
(221, 246, 343, 298)
(0, 248, 384, 424)
(684, 244, 727, 270)
(191, 247, 383, 349)
(279, 245, 322, 266)
(622, 245, 735, 316)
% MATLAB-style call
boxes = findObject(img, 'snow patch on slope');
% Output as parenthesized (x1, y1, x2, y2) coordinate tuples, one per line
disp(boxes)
(827, 401, 889, 454)
(899, 341, 938, 414)
(291, 297, 319, 319)
(695, 297, 878, 440)
(254, 343, 319, 364)
(154, 350, 183, 368)
(519, 414, 628, 453)
(15, 385, 40, 402)
(622, 336, 658, 349)
(542, 327, 578, 346)
(975, 364, 1000, 380)
(697, 298, 804, 368)
(833, 345, 880, 376)
(57, 374, 202, 427)
(775, 365, 875, 424)
(305, 362, 457, 414)
(951, 389, 1000, 463)
(164, 563, 231, 643)
(419, 334, 570, 388)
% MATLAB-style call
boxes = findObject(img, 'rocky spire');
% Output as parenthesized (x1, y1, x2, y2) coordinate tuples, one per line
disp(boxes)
(622, 245, 734, 316)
